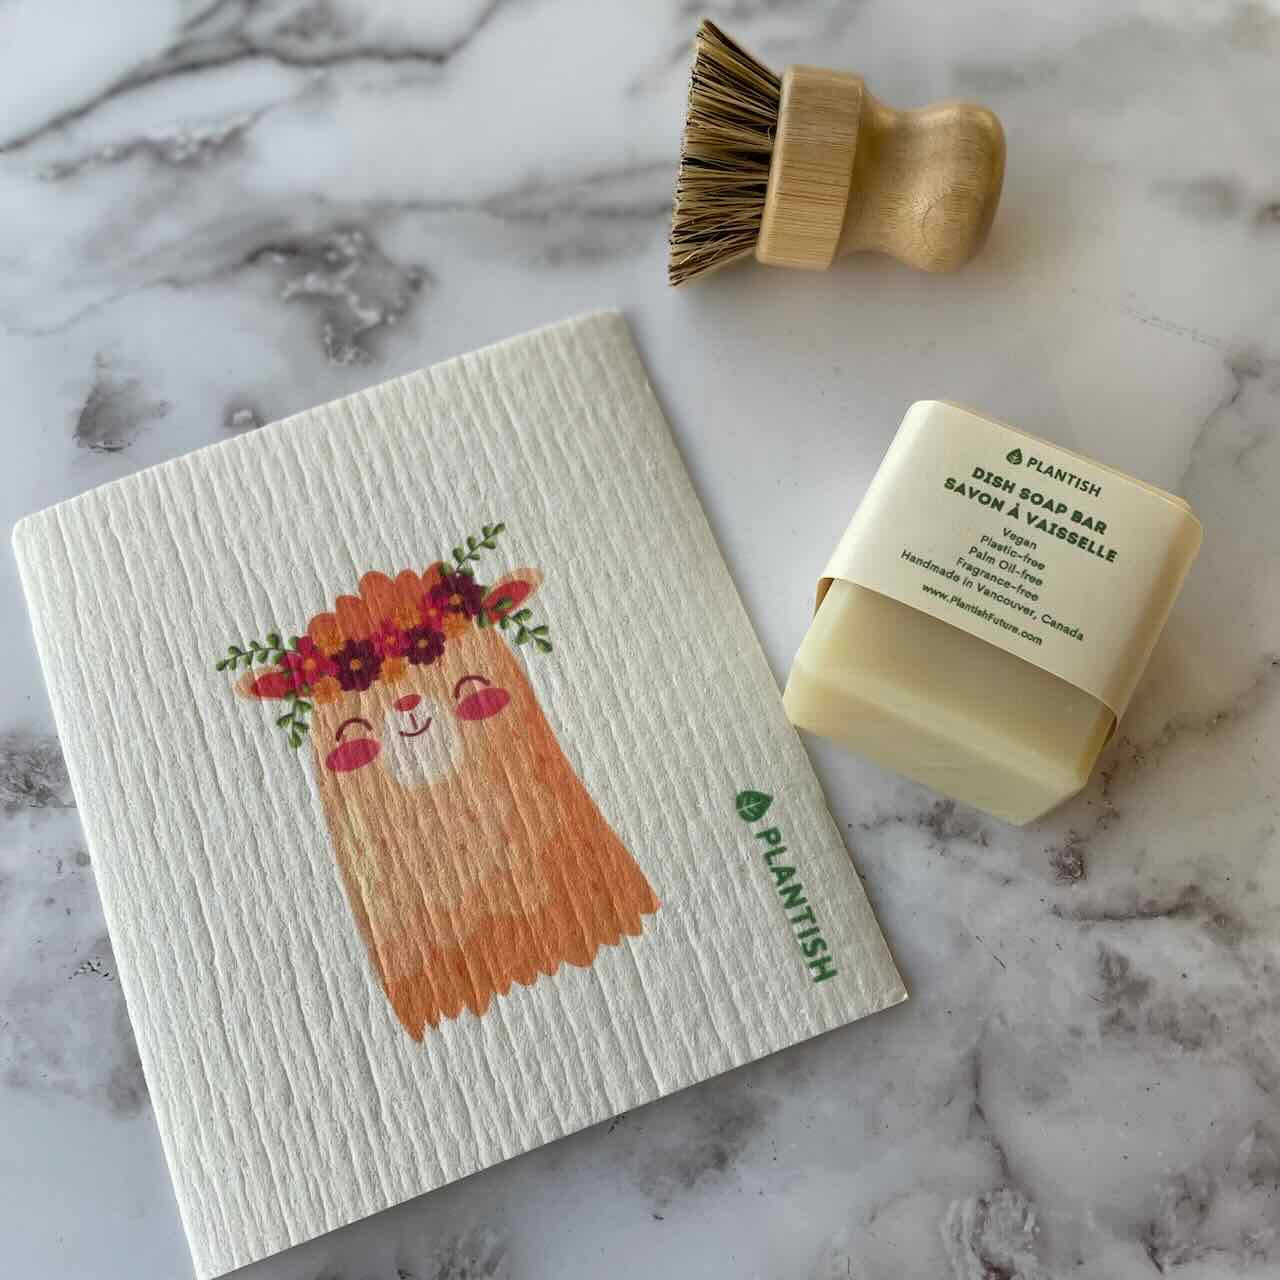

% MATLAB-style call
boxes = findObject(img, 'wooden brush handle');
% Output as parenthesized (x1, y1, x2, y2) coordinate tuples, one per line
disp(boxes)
(756, 66, 1005, 274)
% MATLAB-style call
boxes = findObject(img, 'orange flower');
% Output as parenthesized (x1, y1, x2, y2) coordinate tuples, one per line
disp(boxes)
(308, 613, 345, 657)
(390, 601, 420, 631)
(380, 656, 408, 685)
(310, 676, 343, 704)
(442, 611, 470, 639)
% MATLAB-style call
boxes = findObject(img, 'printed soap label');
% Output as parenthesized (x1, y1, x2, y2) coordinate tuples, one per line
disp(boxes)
(822, 402, 1202, 718)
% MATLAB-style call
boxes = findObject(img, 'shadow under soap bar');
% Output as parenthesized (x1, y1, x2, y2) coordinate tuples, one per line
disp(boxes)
(784, 401, 1202, 826)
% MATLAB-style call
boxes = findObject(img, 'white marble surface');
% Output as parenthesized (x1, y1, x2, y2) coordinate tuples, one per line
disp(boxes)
(2, 1, 1279, 1276)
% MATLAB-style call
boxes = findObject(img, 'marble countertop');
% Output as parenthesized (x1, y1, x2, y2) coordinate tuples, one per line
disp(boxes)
(3, 2, 1279, 1276)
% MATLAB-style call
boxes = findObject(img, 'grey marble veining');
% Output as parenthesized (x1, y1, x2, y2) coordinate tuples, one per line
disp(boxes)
(3, 1, 1279, 1276)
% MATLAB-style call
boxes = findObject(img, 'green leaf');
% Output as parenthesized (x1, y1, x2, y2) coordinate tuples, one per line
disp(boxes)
(515, 631, 530, 645)
(452, 546, 464, 563)
(266, 632, 280, 648)
(289, 731, 303, 750)
(735, 790, 773, 823)
(514, 609, 532, 622)
(535, 638, 553, 653)
(492, 522, 506, 535)
(295, 700, 312, 713)
(467, 536, 478, 550)
(276, 712, 293, 727)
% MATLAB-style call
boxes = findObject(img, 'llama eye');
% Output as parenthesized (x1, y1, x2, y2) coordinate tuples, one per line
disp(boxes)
(452, 674, 490, 700)
(335, 716, 375, 741)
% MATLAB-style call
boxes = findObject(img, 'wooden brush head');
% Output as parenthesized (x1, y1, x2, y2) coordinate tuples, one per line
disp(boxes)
(668, 22, 1006, 285)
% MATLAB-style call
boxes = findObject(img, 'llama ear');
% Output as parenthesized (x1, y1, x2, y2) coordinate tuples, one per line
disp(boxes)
(235, 666, 293, 700)
(483, 568, 543, 621)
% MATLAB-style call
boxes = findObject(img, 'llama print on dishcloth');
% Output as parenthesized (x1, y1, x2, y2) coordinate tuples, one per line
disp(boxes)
(216, 524, 659, 1039)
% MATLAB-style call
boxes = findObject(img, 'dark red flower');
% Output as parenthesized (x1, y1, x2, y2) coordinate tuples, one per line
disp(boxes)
(430, 571, 485, 619)
(332, 638, 382, 692)
(404, 625, 446, 666)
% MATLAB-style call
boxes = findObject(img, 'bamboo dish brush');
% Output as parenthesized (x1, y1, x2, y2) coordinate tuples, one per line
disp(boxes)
(669, 21, 1006, 286)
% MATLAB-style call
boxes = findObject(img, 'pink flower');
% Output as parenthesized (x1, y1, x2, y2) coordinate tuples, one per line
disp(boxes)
(284, 636, 338, 691)
(417, 597, 447, 631)
(371, 620, 409, 659)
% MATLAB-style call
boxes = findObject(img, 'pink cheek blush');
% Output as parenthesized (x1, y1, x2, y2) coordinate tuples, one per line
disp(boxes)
(324, 738, 381, 773)
(456, 687, 510, 721)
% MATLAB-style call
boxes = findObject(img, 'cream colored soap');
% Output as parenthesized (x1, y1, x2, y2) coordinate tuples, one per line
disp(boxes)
(784, 402, 1202, 825)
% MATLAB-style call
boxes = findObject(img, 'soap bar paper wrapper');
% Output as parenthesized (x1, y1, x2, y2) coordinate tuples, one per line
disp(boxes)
(820, 400, 1202, 721)
(14, 312, 905, 1278)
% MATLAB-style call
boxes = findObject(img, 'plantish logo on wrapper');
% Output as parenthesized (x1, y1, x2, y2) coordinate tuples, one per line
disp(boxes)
(214, 523, 660, 1039)
(998, 444, 1104, 498)
(736, 790, 836, 984)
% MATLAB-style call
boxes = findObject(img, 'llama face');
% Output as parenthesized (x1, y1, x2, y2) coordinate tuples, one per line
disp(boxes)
(320, 684, 464, 787)
(308, 625, 523, 793)
(379, 690, 462, 787)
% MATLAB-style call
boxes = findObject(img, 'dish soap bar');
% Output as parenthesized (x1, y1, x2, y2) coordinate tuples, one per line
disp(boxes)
(783, 401, 1202, 824)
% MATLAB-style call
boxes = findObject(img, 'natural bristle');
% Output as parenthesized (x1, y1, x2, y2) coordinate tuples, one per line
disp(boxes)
(668, 21, 780, 286)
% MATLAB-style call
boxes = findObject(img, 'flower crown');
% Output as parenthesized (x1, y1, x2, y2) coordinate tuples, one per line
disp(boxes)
(215, 523, 550, 748)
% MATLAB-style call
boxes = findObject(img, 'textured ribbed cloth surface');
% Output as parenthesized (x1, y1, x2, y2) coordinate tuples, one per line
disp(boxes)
(14, 312, 904, 1277)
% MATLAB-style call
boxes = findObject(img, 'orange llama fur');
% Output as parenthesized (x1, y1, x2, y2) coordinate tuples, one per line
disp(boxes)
(240, 566, 659, 1038)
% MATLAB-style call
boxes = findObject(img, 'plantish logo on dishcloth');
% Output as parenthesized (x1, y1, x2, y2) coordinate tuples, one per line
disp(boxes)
(735, 790, 837, 984)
